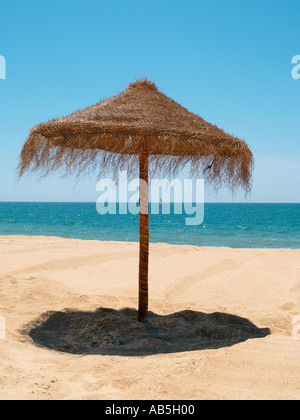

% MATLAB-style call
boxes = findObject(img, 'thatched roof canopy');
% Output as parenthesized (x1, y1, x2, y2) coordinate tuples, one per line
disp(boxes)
(19, 79, 253, 190)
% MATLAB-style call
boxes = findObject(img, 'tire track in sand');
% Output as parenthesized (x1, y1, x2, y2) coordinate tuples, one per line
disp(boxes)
(9, 251, 137, 277)
(165, 259, 241, 299)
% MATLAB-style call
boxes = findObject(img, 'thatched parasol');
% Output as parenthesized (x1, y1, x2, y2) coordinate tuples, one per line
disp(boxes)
(19, 79, 253, 321)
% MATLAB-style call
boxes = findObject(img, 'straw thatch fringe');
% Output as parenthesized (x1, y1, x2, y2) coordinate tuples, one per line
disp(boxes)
(18, 79, 253, 192)
(19, 133, 253, 192)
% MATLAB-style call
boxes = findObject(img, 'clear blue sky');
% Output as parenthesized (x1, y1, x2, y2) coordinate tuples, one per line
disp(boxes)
(0, 0, 299, 202)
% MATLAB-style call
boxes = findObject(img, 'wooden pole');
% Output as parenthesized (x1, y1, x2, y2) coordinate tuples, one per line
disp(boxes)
(138, 142, 149, 321)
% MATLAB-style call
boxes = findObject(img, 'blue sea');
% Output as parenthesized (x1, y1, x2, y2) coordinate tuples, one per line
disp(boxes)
(0, 202, 299, 249)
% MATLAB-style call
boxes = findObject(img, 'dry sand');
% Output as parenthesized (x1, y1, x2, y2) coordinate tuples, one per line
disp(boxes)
(0, 235, 300, 400)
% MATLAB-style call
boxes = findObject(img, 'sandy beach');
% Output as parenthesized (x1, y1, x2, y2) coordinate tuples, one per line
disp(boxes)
(0, 235, 300, 400)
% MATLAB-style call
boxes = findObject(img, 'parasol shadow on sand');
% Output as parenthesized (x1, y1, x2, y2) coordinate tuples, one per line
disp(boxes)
(22, 308, 270, 356)
(19, 79, 254, 321)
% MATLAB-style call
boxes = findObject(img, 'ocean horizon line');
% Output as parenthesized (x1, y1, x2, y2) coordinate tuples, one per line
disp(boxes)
(1, 201, 300, 205)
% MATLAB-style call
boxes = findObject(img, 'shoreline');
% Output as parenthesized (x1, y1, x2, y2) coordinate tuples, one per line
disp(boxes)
(1, 235, 299, 251)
